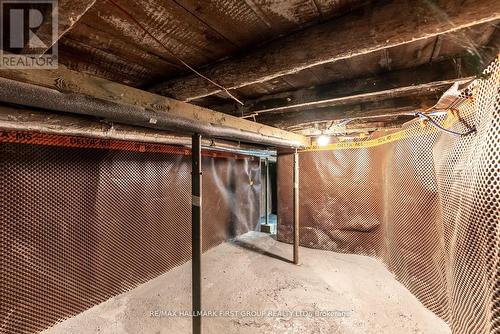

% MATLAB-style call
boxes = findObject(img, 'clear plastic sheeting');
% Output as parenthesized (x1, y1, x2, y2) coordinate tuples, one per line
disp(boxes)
(278, 58, 500, 334)
(0, 139, 261, 333)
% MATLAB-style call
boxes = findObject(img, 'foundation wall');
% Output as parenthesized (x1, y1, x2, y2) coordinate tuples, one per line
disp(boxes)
(0, 137, 261, 333)
(278, 59, 500, 333)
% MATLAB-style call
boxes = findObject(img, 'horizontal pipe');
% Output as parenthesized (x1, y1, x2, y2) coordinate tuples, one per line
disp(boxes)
(0, 77, 301, 148)
(0, 105, 275, 157)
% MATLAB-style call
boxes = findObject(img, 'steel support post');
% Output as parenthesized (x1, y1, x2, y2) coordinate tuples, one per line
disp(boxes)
(293, 150, 299, 265)
(192, 134, 202, 334)
(265, 158, 269, 225)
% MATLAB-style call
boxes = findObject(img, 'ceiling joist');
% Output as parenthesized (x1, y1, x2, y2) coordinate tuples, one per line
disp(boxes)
(151, 0, 500, 101)
(214, 57, 478, 116)
(258, 95, 438, 129)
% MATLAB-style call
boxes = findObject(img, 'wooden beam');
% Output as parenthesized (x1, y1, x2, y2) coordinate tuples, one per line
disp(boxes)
(344, 116, 414, 130)
(257, 95, 437, 129)
(0, 59, 309, 147)
(0, 104, 279, 154)
(150, 0, 500, 101)
(290, 116, 414, 136)
(214, 57, 477, 116)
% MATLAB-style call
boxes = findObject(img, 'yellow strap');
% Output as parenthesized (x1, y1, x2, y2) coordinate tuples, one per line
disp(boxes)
(301, 112, 465, 152)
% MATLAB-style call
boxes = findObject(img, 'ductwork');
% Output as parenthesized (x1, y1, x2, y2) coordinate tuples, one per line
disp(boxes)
(0, 106, 275, 158)
(0, 77, 301, 148)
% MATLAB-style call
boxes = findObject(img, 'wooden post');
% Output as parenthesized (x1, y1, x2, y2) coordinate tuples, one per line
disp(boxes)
(192, 134, 202, 334)
(293, 150, 299, 265)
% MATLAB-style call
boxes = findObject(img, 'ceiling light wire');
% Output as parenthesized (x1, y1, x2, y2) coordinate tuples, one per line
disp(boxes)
(106, 0, 243, 105)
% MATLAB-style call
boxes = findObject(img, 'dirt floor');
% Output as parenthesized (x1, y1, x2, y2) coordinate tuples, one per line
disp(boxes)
(44, 232, 450, 334)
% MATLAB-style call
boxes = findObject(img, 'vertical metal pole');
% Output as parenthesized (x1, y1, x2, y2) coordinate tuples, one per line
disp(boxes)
(293, 149, 300, 265)
(192, 134, 202, 334)
(265, 158, 269, 225)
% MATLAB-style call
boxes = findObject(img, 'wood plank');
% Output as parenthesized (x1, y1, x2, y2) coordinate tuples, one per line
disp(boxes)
(119, 0, 238, 57)
(0, 60, 308, 146)
(275, 68, 323, 90)
(54, 2, 191, 86)
(291, 116, 413, 136)
(172, 0, 273, 47)
(384, 39, 436, 71)
(213, 57, 476, 115)
(86, 0, 236, 66)
(151, 0, 500, 101)
(312, 0, 368, 18)
(256, 95, 437, 129)
(54, 0, 254, 86)
(62, 19, 183, 73)
(58, 38, 156, 86)
(307, 58, 353, 85)
(57, 0, 97, 42)
(74, 3, 190, 67)
(27, 0, 97, 54)
(248, 0, 321, 33)
(271, 23, 496, 92)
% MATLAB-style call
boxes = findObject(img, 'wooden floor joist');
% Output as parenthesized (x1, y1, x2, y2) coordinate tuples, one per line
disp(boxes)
(151, 0, 500, 101)
(214, 57, 477, 116)
(289, 116, 414, 136)
(258, 95, 437, 129)
(0, 62, 309, 147)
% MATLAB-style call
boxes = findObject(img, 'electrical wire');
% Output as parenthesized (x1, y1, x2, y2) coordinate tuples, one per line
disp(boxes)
(415, 112, 476, 137)
(106, 0, 244, 105)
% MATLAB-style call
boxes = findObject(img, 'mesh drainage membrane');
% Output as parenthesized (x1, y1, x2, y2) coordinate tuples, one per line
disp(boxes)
(278, 58, 500, 333)
(1, 61, 498, 334)
(0, 136, 261, 333)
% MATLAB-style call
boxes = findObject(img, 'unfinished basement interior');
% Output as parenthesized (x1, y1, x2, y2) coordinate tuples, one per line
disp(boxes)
(0, 0, 499, 333)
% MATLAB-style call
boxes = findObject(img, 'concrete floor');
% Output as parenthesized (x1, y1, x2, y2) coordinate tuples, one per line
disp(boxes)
(44, 232, 450, 334)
